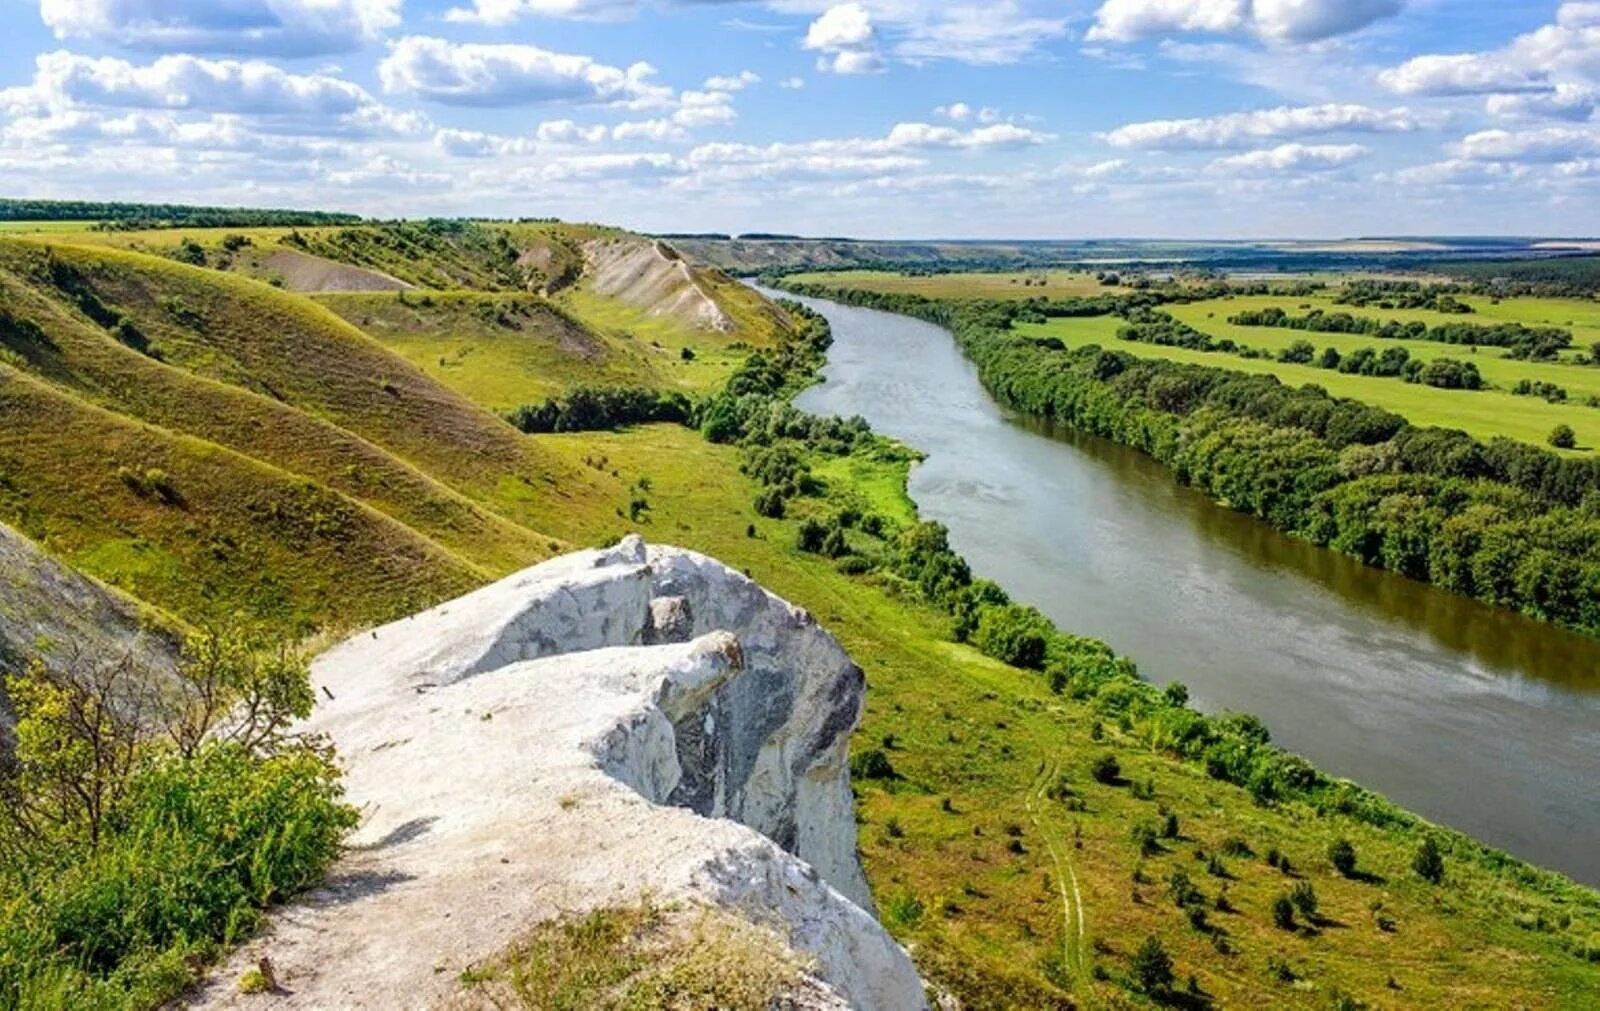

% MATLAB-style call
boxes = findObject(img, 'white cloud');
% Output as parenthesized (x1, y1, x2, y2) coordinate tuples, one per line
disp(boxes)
(38, 0, 401, 56)
(1378, 54, 1549, 96)
(780, 76, 806, 89)
(1378, 4, 1600, 99)
(804, 3, 885, 74)
(1087, 0, 1403, 44)
(1, 51, 423, 137)
(1208, 142, 1367, 174)
(937, 102, 972, 121)
(1453, 126, 1600, 163)
(884, 121, 1050, 150)
(1388, 158, 1530, 187)
(800, 3, 889, 73)
(804, 3, 874, 49)
(1102, 103, 1421, 149)
(1486, 85, 1598, 122)
(537, 118, 609, 143)
(704, 70, 760, 92)
(378, 36, 672, 108)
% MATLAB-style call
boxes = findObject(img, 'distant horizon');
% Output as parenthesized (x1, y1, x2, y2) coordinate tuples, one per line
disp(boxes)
(1, 2, 1596, 236)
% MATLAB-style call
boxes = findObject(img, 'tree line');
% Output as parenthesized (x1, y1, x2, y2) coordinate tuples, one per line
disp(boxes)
(1228, 307, 1573, 360)
(777, 282, 1600, 637)
(0, 198, 361, 229)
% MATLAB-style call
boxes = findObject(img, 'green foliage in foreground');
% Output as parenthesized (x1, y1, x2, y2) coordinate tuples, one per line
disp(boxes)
(0, 632, 356, 1009)
(778, 281, 1600, 638)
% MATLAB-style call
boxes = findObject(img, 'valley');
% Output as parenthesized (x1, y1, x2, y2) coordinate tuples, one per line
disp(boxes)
(1, 215, 1598, 1008)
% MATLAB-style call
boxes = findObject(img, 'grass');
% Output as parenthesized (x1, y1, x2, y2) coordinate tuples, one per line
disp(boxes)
(1018, 313, 1600, 451)
(456, 899, 807, 1010)
(523, 423, 1600, 1009)
(785, 268, 1129, 300)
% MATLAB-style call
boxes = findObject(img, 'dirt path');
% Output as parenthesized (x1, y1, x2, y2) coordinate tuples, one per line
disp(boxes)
(1025, 758, 1087, 978)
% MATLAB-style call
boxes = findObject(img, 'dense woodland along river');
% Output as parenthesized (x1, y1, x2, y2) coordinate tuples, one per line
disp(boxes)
(769, 287, 1600, 887)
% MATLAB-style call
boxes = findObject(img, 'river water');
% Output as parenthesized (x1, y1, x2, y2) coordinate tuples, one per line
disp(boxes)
(775, 288, 1600, 886)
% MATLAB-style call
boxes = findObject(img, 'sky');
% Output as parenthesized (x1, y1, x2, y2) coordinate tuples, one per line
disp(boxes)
(0, 0, 1596, 238)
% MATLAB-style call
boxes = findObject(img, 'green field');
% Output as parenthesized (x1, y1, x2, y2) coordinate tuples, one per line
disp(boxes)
(1019, 314, 1600, 452)
(785, 268, 1130, 300)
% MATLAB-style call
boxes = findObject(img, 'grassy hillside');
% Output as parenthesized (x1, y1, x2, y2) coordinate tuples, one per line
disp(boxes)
(522, 422, 1600, 1009)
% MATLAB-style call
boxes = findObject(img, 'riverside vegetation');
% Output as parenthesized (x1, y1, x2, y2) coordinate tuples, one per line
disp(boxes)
(1, 216, 1598, 1007)
(776, 280, 1600, 639)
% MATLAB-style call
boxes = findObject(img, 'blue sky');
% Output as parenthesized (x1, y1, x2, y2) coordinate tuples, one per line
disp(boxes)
(0, 1, 1596, 237)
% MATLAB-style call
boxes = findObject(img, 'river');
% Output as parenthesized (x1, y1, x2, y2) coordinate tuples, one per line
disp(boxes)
(774, 287, 1600, 886)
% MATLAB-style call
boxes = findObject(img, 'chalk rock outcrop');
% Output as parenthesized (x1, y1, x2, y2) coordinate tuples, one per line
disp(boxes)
(189, 537, 924, 1010)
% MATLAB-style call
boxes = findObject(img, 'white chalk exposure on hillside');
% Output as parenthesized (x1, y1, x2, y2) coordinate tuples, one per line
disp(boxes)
(191, 536, 925, 1010)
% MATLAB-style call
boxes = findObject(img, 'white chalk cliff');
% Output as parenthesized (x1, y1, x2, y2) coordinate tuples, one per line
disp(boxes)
(190, 537, 925, 1009)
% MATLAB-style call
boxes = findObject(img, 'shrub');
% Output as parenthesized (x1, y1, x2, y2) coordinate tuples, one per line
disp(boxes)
(1329, 838, 1358, 877)
(1549, 424, 1577, 450)
(796, 518, 828, 553)
(1414, 836, 1445, 884)
(0, 632, 353, 1008)
(970, 604, 1051, 669)
(1289, 881, 1318, 919)
(1132, 820, 1161, 857)
(850, 748, 896, 781)
(1090, 753, 1121, 784)
(1129, 935, 1174, 996)
(1272, 895, 1296, 930)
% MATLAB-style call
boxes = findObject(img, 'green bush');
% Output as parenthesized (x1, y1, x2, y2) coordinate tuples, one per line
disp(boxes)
(1414, 836, 1445, 884)
(1090, 753, 1121, 784)
(970, 603, 1051, 670)
(1129, 935, 1174, 995)
(1549, 424, 1577, 450)
(1329, 838, 1357, 877)
(0, 745, 354, 1008)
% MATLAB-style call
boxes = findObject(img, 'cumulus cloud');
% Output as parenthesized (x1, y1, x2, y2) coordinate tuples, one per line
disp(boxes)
(1453, 126, 1600, 163)
(38, 0, 401, 56)
(1208, 142, 1367, 174)
(804, 3, 885, 74)
(1378, 54, 1549, 96)
(1486, 86, 1598, 122)
(1, 51, 423, 137)
(884, 121, 1050, 150)
(704, 70, 760, 92)
(1087, 0, 1404, 44)
(1378, 4, 1600, 98)
(1102, 103, 1421, 149)
(442, 0, 648, 25)
(537, 118, 609, 143)
(378, 36, 672, 108)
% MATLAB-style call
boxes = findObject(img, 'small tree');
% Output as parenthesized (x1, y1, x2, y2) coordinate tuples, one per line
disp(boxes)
(1549, 424, 1577, 450)
(1414, 836, 1445, 884)
(1289, 880, 1318, 920)
(1130, 934, 1174, 996)
(796, 518, 828, 553)
(1329, 838, 1358, 878)
(1272, 894, 1296, 930)
(1090, 753, 1121, 784)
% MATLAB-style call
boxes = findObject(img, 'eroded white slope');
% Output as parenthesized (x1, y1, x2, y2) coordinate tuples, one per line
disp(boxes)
(188, 537, 924, 1010)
